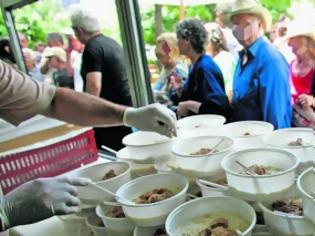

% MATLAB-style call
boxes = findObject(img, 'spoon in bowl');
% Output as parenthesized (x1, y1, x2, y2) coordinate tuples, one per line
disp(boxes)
(208, 137, 225, 155)
(87, 182, 136, 206)
(233, 159, 258, 176)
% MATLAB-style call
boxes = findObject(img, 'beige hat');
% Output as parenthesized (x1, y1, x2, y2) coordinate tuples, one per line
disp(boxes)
(223, 0, 273, 32)
(45, 47, 66, 62)
(285, 20, 315, 43)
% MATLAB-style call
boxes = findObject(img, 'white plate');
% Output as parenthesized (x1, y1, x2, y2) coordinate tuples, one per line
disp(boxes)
(116, 147, 155, 164)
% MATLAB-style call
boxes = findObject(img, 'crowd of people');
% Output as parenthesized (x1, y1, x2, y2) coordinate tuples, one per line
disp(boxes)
(152, 0, 315, 130)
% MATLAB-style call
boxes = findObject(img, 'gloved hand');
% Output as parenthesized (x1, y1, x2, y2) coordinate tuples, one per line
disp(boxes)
(0, 176, 90, 228)
(123, 103, 177, 137)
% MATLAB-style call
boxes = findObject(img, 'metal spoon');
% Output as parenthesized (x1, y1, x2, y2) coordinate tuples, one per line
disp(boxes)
(208, 137, 225, 155)
(233, 159, 257, 176)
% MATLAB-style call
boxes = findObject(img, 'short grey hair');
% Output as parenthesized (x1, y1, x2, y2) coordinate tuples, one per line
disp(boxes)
(176, 18, 209, 54)
(70, 6, 100, 33)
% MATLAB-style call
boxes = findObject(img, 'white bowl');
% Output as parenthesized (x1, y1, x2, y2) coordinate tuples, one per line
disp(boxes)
(122, 131, 172, 160)
(221, 121, 274, 150)
(252, 233, 272, 236)
(69, 161, 131, 205)
(196, 172, 229, 197)
(85, 215, 109, 236)
(133, 225, 165, 236)
(116, 173, 189, 227)
(263, 127, 315, 173)
(96, 203, 134, 236)
(297, 167, 315, 225)
(177, 114, 226, 138)
(165, 196, 256, 236)
(172, 136, 234, 174)
(258, 198, 315, 236)
(221, 148, 299, 201)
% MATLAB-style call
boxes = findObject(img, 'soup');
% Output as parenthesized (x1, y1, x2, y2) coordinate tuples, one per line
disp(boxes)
(175, 212, 249, 236)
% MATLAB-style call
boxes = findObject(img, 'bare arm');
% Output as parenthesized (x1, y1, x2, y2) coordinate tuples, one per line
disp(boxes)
(42, 87, 126, 127)
(86, 72, 102, 96)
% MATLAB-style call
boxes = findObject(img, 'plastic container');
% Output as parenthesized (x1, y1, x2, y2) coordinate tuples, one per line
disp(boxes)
(0, 129, 98, 194)
(69, 161, 131, 205)
(165, 196, 256, 236)
(177, 114, 226, 138)
(116, 173, 189, 227)
(258, 200, 314, 235)
(221, 148, 299, 201)
(263, 128, 315, 173)
(196, 172, 229, 197)
(220, 121, 274, 151)
(122, 131, 172, 161)
(133, 225, 165, 236)
(172, 136, 234, 174)
(297, 167, 315, 225)
(96, 203, 134, 236)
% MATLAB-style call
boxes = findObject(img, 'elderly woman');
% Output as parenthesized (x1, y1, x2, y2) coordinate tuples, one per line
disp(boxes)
(287, 20, 315, 127)
(204, 22, 236, 101)
(172, 19, 230, 119)
(154, 32, 188, 106)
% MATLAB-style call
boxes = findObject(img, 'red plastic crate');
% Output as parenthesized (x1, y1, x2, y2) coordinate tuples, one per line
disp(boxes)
(0, 129, 98, 194)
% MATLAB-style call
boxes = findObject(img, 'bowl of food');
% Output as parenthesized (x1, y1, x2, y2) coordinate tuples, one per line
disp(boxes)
(220, 121, 274, 150)
(133, 225, 166, 236)
(85, 214, 109, 236)
(172, 136, 234, 174)
(116, 173, 189, 227)
(258, 196, 314, 236)
(165, 196, 256, 236)
(263, 128, 315, 173)
(221, 148, 299, 201)
(297, 167, 315, 225)
(69, 161, 131, 205)
(177, 114, 226, 138)
(122, 131, 172, 161)
(196, 172, 229, 197)
(96, 203, 135, 236)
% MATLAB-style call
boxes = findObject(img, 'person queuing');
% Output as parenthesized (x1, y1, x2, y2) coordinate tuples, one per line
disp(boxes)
(70, 7, 133, 150)
(172, 18, 231, 120)
(224, 0, 292, 129)
(0, 60, 177, 231)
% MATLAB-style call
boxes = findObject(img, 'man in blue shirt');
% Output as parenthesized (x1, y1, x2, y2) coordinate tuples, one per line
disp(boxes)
(224, 0, 292, 129)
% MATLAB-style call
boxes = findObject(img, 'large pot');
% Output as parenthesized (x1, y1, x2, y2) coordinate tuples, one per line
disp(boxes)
(220, 121, 274, 151)
(69, 161, 131, 205)
(165, 196, 256, 236)
(116, 173, 189, 227)
(263, 127, 315, 173)
(297, 167, 315, 225)
(177, 114, 226, 138)
(172, 136, 234, 174)
(122, 131, 172, 161)
(221, 148, 299, 201)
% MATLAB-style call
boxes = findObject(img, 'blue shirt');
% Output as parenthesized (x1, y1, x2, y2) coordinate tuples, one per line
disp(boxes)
(231, 37, 292, 129)
(180, 54, 230, 119)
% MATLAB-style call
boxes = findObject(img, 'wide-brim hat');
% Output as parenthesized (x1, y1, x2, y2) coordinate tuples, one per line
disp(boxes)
(285, 20, 315, 43)
(221, 0, 273, 32)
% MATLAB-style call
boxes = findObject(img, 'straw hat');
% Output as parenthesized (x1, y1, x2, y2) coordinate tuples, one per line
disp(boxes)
(45, 47, 66, 62)
(223, 0, 273, 32)
(285, 20, 315, 43)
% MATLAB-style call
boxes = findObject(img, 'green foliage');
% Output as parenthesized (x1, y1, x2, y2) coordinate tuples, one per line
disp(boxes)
(260, 0, 292, 21)
(141, 5, 216, 45)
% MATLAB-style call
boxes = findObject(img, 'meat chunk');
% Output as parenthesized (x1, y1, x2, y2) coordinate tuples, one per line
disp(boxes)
(105, 206, 125, 218)
(102, 169, 117, 180)
(136, 188, 174, 204)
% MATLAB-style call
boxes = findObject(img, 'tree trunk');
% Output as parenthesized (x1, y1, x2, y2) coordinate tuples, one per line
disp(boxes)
(155, 4, 162, 39)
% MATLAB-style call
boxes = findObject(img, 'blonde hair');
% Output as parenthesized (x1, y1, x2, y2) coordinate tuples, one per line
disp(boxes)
(156, 32, 180, 61)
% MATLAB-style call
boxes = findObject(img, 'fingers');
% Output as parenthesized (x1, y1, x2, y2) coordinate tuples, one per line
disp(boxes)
(153, 104, 177, 137)
(59, 176, 91, 186)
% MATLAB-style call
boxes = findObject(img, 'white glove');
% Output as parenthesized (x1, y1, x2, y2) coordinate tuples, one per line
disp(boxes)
(1, 176, 90, 228)
(123, 103, 177, 137)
